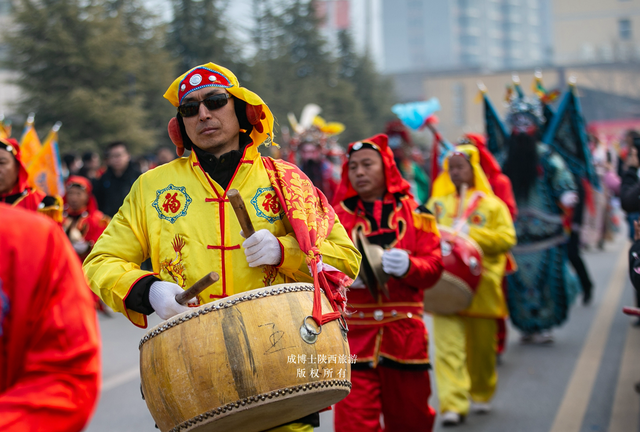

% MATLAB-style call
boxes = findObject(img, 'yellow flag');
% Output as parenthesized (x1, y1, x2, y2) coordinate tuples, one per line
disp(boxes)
(0, 116, 8, 139)
(19, 113, 42, 168)
(2, 122, 11, 139)
(27, 122, 64, 197)
(313, 116, 346, 136)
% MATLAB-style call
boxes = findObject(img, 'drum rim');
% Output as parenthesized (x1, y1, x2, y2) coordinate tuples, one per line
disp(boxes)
(437, 225, 484, 258)
(166, 379, 352, 432)
(438, 271, 475, 295)
(424, 271, 474, 314)
(139, 283, 319, 349)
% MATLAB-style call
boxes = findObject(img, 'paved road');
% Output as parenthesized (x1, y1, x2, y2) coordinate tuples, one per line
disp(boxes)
(86, 233, 640, 432)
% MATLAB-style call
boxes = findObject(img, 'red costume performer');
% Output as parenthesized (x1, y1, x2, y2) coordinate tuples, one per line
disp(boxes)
(0, 137, 62, 223)
(333, 134, 443, 432)
(63, 175, 112, 313)
(0, 204, 101, 432)
(63, 175, 111, 261)
(464, 133, 517, 356)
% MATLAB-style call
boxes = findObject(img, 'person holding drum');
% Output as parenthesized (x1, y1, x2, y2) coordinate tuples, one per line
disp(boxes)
(427, 144, 516, 426)
(332, 134, 444, 432)
(84, 62, 361, 432)
(461, 133, 518, 361)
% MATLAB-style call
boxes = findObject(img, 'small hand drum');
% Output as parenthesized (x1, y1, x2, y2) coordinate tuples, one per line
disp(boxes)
(424, 225, 483, 315)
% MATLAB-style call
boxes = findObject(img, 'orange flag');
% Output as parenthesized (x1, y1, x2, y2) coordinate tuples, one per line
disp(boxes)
(27, 122, 64, 197)
(19, 113, 42, 168)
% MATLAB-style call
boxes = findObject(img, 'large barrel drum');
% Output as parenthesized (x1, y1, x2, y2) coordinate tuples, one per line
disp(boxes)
(139, 283, 351, 432)
(424, 225, 483, 315)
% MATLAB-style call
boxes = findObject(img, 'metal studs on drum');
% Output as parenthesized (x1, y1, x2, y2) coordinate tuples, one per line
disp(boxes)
(141, 284, 317, 346)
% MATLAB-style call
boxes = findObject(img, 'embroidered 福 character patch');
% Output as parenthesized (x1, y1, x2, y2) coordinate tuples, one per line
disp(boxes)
(152, 184, 192, 223)
(250, 187, 283, 224)
(469, 210, 486, 227)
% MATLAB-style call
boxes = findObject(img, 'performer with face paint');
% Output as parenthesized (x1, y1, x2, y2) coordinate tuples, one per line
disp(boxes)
(501, 100, 580, 344)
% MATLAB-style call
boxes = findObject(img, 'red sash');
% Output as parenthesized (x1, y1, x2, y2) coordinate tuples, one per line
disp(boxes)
(263, 157, 353, 326)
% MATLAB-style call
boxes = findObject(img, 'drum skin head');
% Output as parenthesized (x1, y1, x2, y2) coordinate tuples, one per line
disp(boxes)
(139, 284, 352, 432)
(424, 272, 474, 315)
(424, 226, 482, 315)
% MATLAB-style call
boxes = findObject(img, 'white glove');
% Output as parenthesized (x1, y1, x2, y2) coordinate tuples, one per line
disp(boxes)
(72, 240, 90, 254)
(350, 275, 366, 289)
(241, 229, 282, 267)
(560, 191, 579, 208)
(149, 281, 191, 320)
(382, 248, 411, 277)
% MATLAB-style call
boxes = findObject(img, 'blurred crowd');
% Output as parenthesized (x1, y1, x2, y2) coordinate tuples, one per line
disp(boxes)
(60, 143, 177, 218)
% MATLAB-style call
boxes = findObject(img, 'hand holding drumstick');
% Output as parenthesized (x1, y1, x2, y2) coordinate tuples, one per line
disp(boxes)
(228, 189, 282, 267)
(149, 272, 219, 320)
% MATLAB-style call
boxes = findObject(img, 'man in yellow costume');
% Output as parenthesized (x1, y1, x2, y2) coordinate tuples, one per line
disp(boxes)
(84, 62, 361, 431)
(426, 144, 516, 426)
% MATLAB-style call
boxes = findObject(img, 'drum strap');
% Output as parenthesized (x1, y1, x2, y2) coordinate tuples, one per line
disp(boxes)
(453, 191, 484, 231)
(263, 157, 353, 328)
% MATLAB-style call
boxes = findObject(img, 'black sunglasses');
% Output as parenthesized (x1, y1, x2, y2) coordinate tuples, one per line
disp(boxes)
(178, 93, 231, 117)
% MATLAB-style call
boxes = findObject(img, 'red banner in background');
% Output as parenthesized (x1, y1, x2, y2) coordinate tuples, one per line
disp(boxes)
(587, 118, 640, 147)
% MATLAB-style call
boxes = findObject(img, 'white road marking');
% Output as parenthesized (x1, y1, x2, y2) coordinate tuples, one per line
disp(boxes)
(549, 246, 628, 432)
(609, 319, 640, 432)
(102, 367, 139, 392)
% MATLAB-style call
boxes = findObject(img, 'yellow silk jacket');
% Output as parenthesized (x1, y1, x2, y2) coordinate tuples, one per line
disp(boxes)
(84, 144, 360, 328)
(427, 188, 516, 318)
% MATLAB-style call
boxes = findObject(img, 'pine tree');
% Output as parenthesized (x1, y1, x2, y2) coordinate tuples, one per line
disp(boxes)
(168, 0, 242, 75)
(5, 0, 177, 152)
(247, 0, 370, 146)
(337, 30, 395, 137)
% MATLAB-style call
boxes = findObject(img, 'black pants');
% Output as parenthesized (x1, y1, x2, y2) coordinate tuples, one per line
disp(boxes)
(567, 231, 593, 297)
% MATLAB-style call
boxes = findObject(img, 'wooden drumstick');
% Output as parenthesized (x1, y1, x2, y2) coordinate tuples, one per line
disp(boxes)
(228, 189, 256, 238)
(457, 182, 468, 218)
(453, 183, 468, 235)
(175, 272, 219, 305)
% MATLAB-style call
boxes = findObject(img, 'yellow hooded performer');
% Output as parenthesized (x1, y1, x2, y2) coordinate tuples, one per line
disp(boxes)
(84, 63, 361, 432)
(426, 144, 516, 426)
